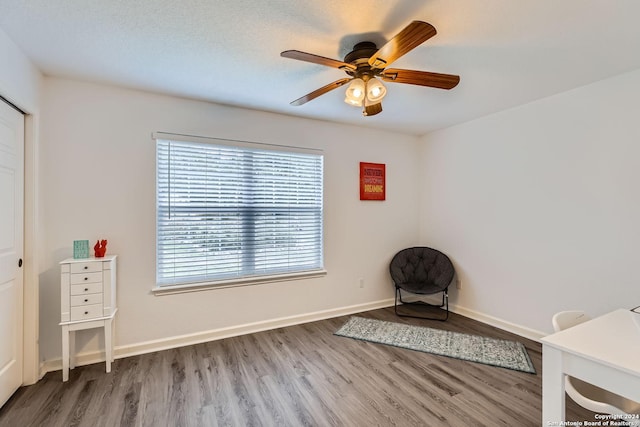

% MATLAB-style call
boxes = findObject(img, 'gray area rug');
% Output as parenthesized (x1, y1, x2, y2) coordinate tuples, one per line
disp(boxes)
(335, 316, 536, 374)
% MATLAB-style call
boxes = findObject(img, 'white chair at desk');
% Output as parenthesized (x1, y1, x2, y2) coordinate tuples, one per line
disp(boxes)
(552, 311, 640, 418)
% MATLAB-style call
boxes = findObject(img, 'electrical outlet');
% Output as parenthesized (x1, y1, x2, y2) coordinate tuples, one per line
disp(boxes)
(358, 278, 364, 288)
(456, 278, 462, 290)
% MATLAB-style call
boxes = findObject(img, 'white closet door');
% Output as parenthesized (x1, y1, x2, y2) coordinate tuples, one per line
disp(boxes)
(0, 99, 24, 408)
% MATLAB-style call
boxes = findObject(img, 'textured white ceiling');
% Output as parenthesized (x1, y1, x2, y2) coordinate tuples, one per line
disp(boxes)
(2, 0, 640, 135)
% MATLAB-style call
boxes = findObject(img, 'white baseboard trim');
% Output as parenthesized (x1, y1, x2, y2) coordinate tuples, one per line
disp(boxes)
(41, 298, 396, 374)
(449, 304, 546, 342)
(41, 299, 546, 375)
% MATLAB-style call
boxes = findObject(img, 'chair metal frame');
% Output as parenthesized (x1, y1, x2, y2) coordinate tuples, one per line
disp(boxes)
(394, 286, 449, 321)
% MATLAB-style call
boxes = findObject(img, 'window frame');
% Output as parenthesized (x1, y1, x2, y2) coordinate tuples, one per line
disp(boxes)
(152, 132, 326, 295)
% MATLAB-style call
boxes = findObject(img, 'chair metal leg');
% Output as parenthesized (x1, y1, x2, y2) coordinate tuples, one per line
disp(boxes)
(394, 287, 449, 321)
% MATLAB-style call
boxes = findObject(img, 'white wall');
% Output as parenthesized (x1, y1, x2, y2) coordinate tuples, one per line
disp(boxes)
(419, 68, 640, 335)
(39, 77, 420, 363)
(0, 28, 41, 112)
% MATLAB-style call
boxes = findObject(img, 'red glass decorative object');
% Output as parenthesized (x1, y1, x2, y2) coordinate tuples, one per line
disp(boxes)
(94, 239, 108, 257)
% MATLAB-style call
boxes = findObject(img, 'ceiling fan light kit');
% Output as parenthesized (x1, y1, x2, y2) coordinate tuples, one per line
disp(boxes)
(363, 99, 383, 117)
(281, 21, 460, 117)
(344, 78, 366, 106)
(366, 78, 386, 103)
(344, 76, 387, 114)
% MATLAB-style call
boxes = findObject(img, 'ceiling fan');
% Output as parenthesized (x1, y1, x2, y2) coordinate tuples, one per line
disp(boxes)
(281, 21, 460, 117)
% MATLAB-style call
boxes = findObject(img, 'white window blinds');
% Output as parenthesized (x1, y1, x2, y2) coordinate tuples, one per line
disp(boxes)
(156, 137, 324, 287)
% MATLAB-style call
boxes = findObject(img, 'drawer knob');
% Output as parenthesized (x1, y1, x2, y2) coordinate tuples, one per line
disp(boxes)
(84, 299, 88, 302)
(84, 288, 88, 291)
(84, 277, 88, 281)
(84, 311, 88, 315)
(84, 266, 88, 270)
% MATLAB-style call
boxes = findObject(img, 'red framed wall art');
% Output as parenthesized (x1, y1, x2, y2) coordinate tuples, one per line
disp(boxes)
(359, 162, 386, 201)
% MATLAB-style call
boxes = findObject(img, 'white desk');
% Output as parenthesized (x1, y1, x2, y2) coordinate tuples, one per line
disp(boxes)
(540, 309, 640, 424)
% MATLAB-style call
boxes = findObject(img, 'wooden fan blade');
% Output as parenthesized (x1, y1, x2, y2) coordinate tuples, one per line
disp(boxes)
(381, 68, 460, 89)
(363, 102, 382, 116)
(281, 50, 357, 71)
(368, 21, 437, 69)
(290, 78, 352, 106)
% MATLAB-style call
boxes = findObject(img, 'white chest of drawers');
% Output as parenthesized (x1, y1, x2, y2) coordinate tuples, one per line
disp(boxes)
(59, 255, 117, 381)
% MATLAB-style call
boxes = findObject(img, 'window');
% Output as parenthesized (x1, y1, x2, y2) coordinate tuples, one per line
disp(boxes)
(155, 134, 324, 290)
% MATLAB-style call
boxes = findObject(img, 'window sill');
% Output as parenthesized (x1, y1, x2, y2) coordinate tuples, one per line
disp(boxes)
(152, 269, 327, 296)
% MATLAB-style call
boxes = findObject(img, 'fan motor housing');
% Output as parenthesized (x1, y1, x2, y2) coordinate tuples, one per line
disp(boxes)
(344, 41, 379, 79)
(343, 41, 378, 65)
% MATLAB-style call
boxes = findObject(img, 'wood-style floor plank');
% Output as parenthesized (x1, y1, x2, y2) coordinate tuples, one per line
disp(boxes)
(0, 307, 597, 426)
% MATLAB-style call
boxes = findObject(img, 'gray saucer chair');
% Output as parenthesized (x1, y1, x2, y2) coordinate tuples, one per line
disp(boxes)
(389, 247, 455, 321)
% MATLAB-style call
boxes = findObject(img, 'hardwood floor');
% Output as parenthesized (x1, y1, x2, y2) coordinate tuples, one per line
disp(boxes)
(0, 307, 596, 426)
